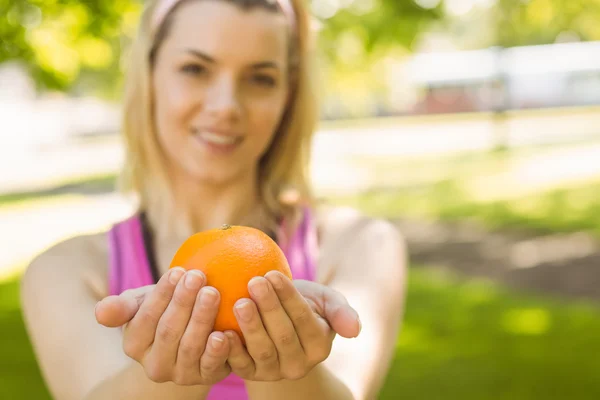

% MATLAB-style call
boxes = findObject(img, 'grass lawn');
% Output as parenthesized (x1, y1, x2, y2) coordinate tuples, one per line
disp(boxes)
(2, 267, 599, 399)
(0, 173, 117, 208)
(336, 179, 600, 240)
(0, 272, 51, 399)
(380, 268, 600, 399)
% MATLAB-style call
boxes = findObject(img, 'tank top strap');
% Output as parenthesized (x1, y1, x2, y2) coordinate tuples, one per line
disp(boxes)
(107, 214, 155, 296)
(280, 206, 319, 282)
(109, 208, 319, 294)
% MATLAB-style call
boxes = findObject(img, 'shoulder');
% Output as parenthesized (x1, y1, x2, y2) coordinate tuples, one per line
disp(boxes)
(314, 204, 407, 281)
(21, 231, 111, 302)
(19, 230, 133, 400)
(315, 203, 406, 253)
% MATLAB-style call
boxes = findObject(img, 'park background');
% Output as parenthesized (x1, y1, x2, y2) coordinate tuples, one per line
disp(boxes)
(1, 0, 600, 398)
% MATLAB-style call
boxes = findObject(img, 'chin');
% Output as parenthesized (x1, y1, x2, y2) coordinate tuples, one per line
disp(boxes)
(187, 165, 250, 187)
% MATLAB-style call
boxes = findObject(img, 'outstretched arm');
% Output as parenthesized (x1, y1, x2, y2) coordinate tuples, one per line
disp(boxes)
(21, 236, 228, 400)
(239, 219, 407, 400)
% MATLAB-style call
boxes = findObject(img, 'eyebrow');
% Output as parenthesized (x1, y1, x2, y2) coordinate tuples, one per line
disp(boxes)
(184, 49, 280, 70)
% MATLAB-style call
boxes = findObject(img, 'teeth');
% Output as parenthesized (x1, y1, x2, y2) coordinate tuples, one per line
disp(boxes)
(197, 131, 238, 145)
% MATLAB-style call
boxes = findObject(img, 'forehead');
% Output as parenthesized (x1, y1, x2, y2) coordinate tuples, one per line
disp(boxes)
(162, 1, 289, 63)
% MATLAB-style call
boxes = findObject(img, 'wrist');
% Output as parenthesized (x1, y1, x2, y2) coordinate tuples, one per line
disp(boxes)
(156, 382, 214, 400)
(243, 364, 354, 400)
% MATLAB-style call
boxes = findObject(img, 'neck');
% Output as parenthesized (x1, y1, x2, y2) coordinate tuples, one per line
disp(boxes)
(147, 168, 266, 244)
(182, 176, 261, 229)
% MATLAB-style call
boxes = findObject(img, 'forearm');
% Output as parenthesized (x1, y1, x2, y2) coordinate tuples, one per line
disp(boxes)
(244, 364, 354, 400)
(84, 360, 213, 400)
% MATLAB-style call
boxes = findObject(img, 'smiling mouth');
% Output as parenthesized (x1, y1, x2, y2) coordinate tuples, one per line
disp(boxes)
(191, 128, 244, 146)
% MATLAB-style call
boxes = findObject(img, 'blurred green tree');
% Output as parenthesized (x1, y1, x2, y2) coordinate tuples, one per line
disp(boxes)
(0, 0, 440, 98)
(3, 0, 600, 98)
(495, 0, 600, 47)
(316, 0, 442, 63)
(0, 0, 142, 97)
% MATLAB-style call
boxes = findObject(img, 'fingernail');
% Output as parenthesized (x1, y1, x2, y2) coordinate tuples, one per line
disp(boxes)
(225, 331, 235, 340)
(169, 268, 185, 285)
(185, 271, 203, 290)
(212, 335, 224, 350)
(235, 301, 253, 322)
(249, 277, 268, 298)
(200, 287, 218, 306)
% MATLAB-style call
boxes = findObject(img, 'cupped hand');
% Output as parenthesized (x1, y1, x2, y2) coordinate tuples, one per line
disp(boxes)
(95, 267, 231, 386)
(225, 271, 361, 381)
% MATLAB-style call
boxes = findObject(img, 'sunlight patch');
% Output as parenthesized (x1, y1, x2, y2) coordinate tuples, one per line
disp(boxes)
(501, 308, 551, 336)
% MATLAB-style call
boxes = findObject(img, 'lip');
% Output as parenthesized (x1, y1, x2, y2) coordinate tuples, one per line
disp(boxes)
(192, 127, 243, 137)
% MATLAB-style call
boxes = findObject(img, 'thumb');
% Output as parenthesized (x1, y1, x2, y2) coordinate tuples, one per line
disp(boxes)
(321, 288, 362, 339)
(295, 280, 361, 339)
(95, 285, 155, 328)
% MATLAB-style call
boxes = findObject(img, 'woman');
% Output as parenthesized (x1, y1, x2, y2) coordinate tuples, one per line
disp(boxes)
(20, 0, 407, 399)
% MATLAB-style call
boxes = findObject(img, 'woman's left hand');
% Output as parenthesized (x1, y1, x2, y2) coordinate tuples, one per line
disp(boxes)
(225, 271, 361, 382)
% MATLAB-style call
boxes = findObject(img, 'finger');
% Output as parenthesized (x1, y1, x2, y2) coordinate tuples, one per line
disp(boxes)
(264, 272, 328, 350)
(295, 279, 361, 339)
(225, 330, 256, 379)
(95, 285, 154, 327)
(176, 286, 220, 372)
(148, 270, 206, 370)
(200, 332, 231, 382)
(248, 276, 305, 378)
(234, 299, 279, 377)
(123, 268, 186, 359)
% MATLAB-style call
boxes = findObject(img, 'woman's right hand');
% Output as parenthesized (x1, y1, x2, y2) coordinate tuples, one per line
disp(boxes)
(95, 267, 231, 386)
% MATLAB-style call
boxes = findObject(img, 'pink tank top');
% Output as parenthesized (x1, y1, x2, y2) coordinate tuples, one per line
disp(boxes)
(107, 208, 319, 399)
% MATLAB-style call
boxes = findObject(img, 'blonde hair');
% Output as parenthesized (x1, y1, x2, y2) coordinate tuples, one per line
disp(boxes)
(118, 0, 318, 237)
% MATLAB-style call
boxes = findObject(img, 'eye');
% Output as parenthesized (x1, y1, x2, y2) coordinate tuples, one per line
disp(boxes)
(181, 64, 207, 76)
(252, 74, 277, 87)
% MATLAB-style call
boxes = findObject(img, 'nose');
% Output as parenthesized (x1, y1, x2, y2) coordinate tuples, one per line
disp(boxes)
(204, 74, 242, 122)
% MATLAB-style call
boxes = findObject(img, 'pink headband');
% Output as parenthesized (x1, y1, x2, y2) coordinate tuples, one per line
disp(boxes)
(151, 0, 296, 35)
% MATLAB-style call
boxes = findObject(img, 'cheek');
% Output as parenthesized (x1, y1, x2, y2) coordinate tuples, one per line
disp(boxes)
(247, 96, 287, 151)
(153, 73, 198, 136)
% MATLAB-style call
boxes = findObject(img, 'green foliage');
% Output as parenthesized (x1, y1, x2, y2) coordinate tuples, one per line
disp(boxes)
(0, 0, 439, 96)
(3, 0, 599, 98)
(0, 0, 142, 95)
(317, 0, 442, 63)
(496, 0, 600, 46)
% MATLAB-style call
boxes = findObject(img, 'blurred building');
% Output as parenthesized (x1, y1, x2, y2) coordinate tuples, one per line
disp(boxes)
(406, 41, 600, 114)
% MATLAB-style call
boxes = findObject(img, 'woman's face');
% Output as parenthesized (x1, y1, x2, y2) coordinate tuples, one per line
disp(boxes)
(152, 0, 290, 186)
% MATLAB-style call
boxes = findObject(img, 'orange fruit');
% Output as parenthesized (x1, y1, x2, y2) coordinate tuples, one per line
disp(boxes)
(169, 224, 292, 340)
